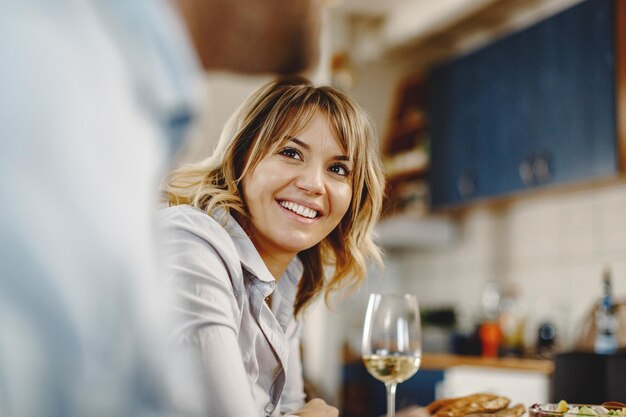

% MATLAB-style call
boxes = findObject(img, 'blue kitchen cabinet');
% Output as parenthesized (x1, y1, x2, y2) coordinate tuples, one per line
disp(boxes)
(518, 0, 617, 185)
(366, 369, 444, 416)
(428, 56, 479, 206)
(428, 0, 619, 208)
(341, 360, 444, 417)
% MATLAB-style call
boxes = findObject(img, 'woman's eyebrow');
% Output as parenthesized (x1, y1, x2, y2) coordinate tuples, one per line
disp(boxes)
(288, 137, 309, 149)
(334, 155, 351, 162)
(287, 136, 351, 162)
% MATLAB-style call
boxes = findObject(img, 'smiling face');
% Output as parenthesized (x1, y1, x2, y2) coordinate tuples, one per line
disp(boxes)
(241, 110, 353, 271)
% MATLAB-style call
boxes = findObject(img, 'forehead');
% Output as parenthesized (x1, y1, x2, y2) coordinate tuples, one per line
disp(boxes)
(275, 109, 350, 154)
(298, 112, 345, 149)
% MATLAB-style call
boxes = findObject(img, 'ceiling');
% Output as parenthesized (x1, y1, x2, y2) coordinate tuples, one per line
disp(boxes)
(328, 0, 584, 65)
(332, 0, 409, 16)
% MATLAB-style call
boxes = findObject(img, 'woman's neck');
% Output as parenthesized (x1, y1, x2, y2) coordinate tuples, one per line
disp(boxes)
(256, 248, 293, 281)
(234, 212, 296, 281)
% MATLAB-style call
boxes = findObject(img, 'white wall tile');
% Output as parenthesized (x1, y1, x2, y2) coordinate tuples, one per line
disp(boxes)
(597, 185, 626, 254)
(558, 196, 599, 259)
(508, 198, 562, 262)
(454, 207, 500, 264)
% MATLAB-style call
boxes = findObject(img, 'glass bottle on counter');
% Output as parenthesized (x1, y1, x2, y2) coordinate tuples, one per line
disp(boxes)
(499, 283, 525, 357)
(478, 282, 502, 357)
(594, 267, 618, 355)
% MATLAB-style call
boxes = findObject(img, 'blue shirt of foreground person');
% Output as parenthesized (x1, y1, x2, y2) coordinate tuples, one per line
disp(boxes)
(0, 0, 319, 416)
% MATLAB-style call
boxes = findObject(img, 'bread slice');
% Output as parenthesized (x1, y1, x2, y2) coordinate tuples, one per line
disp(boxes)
(467, 403, 527, 417)
(435, 394, 511, 417)
(427, 398, 460, 414)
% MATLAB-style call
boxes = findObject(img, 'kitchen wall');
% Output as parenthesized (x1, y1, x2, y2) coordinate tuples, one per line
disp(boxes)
(394, 182, 626, 350)
(174, 73, 272, 165)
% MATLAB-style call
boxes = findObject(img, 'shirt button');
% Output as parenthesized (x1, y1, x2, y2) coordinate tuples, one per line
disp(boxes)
(264, 402, 275, 415)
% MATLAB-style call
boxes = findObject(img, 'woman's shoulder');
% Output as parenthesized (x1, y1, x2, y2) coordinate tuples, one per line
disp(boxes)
(159, 204, 207, 220)
(158, 205, 234, 250)
(159, 204, 219, 227)
(158, 205, 246, 299)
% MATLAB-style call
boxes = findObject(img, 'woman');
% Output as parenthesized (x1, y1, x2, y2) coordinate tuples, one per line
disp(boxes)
(159, 76, 385, 417)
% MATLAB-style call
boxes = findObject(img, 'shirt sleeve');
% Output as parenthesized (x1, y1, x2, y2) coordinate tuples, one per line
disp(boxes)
(280, 319, 307, 414)
(159, 208, 258, 417)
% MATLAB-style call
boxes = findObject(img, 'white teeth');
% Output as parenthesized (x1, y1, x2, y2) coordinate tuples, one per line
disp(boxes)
(280, 201, 318, 219)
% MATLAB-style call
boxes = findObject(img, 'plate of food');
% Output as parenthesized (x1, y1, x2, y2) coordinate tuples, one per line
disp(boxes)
(529, 401, 626, 417)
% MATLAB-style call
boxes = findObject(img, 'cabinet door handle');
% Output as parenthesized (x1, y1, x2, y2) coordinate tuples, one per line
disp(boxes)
(457, 172, 476, 199)
(533, 154, 552, 183)
(519, 158, 534, 186)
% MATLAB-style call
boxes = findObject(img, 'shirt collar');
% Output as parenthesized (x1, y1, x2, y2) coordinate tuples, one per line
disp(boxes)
(211, 207, 302, 285)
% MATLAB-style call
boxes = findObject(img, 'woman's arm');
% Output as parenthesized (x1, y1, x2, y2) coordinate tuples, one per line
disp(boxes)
(280, 318, 337, 417)
(194, 326, 258, 416)
(280, 321, 306, 413)
(288, 399, 339, 417)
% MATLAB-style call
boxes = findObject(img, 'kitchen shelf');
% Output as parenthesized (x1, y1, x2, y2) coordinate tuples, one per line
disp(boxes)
(376, 72, 459, 248)
(384, 148, 429, 183)
(386, 165, 429, 185)
(381, 73, 431, 217)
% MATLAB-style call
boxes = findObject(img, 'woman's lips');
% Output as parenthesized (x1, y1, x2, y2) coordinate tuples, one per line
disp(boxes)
(276, 199, 320, 223)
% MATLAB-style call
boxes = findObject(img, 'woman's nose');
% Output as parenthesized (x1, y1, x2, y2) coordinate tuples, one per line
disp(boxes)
(295, 164, 324, 195)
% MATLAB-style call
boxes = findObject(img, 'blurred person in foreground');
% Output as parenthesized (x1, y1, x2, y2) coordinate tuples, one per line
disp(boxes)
(160, 76, 385, 417)
(0, 0, 319, 416)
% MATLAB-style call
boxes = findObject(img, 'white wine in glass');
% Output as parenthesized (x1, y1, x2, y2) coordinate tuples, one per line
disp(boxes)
(362, 293, 422, 417)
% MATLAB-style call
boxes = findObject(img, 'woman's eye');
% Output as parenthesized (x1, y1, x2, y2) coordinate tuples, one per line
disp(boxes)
(278, 147, 302, 160)
(329, 163, 351, 177)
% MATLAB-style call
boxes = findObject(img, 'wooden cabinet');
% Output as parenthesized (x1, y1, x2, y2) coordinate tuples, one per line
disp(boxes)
(427, 0, 625, 208)
(381, 74, 430, 216)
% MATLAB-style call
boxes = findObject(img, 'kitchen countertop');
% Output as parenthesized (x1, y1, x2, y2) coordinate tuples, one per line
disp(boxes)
(421, 353, 554, 374)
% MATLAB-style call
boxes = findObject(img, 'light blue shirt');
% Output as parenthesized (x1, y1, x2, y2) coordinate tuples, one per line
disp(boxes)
(158, 205, 307, 417)
(0, 0, 205, 416)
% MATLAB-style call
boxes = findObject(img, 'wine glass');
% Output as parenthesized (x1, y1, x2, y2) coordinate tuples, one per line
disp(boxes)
(362, 293, 422, 417)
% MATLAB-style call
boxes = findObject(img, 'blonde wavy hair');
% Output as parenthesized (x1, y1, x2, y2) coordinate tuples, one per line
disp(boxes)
(163, 76, 385, 315)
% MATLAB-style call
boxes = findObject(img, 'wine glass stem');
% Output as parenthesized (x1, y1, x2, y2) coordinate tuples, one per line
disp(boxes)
(385, 382, 397, 417)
